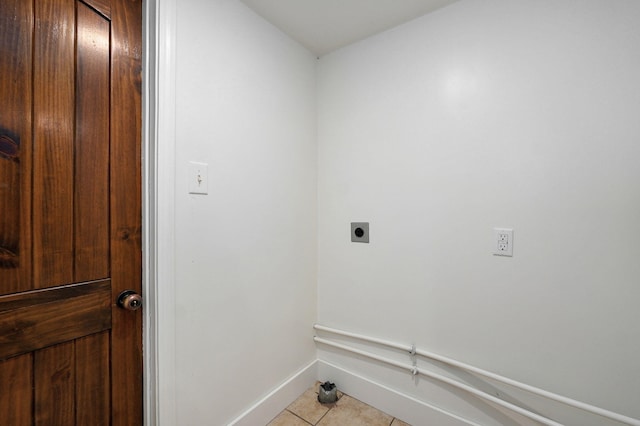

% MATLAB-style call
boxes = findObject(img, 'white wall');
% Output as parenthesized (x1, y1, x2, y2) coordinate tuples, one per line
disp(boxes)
(167, 0, 640, 424)
(173, 1, 317, 424)
(317, 0, 640, 424)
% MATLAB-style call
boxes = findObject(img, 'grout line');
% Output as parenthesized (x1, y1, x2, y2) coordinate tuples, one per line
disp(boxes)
(314, 406, 331, 425)
(285, 409, 314, 425)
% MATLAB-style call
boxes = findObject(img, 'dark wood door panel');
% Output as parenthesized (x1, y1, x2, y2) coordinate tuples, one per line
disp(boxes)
(0, 139, 20, 271)
(76, 332, 111, 426)
(2, 0, 114, 291)
(32, 0, 113, 289)
(35, 341, 76, 425)
(0, 0, 33, 293)
(0, 0, 142, 422)
(82, 0, 112, 20)
(110, 0, 143, 423)
(35, 334, 111, 426)
(75, 2, 111, 282)
(0, 280, 111, 360)
(33, 0, 76, 289)
(0, 331, 111, 426)
(0, 353, 32, 425)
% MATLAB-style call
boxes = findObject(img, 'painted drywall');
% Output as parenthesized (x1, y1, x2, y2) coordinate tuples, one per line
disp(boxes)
(317, 0, 640, 424)
(173, 0, 317, 424)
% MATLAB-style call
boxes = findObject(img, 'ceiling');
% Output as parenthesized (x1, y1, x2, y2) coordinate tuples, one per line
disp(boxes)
(239, 0, 461, 56)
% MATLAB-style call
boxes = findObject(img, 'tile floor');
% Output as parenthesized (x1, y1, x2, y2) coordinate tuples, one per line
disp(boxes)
(267, 383, 411, 426)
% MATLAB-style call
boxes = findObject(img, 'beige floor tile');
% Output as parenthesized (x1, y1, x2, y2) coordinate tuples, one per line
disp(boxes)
(287, 387, 330, 424)
(267, 410, 311, 426)
(316, 395, 393, 426)
(391, 419, 411, 426)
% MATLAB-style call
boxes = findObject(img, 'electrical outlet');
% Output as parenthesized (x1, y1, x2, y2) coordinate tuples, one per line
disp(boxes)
(493, 228, 513, 256)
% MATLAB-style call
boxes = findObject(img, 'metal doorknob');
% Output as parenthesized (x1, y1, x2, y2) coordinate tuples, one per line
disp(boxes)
(117, 290, 142, 311)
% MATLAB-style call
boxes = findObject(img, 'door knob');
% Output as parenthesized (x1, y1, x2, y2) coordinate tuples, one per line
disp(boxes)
(117, 290, 142, 311)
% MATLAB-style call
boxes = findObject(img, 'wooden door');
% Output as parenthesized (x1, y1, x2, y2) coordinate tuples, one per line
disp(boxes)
(0, 0, 142, 424)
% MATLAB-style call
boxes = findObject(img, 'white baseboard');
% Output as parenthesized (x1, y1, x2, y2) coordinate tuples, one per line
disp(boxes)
(317, 360, 478, 426)
(228, 360, 318, 426)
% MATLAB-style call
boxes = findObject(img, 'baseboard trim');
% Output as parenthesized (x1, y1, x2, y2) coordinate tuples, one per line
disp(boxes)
(228, 360, 318, 426)
(227, 358, 481, 426)
(317, 359, 479, 426)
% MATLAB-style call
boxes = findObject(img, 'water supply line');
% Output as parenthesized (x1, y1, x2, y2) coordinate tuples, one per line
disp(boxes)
(313, 324, 640, 426)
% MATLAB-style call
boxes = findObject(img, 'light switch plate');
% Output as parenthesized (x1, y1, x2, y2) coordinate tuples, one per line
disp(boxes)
(188, 161, 208, 195)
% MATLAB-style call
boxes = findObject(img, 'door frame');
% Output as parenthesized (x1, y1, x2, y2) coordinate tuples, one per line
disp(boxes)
(143, 0, 177, 424)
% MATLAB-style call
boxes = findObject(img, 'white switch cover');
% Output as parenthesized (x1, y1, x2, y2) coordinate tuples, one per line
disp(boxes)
(493, 228, 513, 256)
(188, 161, 208, 195)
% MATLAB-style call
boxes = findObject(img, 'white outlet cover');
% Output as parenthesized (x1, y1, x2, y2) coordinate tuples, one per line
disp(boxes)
(493, 228, 513, 257)
(188, 161, 208, 195)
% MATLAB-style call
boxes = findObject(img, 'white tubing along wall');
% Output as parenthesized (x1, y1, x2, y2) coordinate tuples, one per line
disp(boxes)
(314, 324, 640, 426)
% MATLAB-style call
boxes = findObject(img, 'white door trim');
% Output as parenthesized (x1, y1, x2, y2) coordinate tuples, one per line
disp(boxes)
(143, 0, 178, 424)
